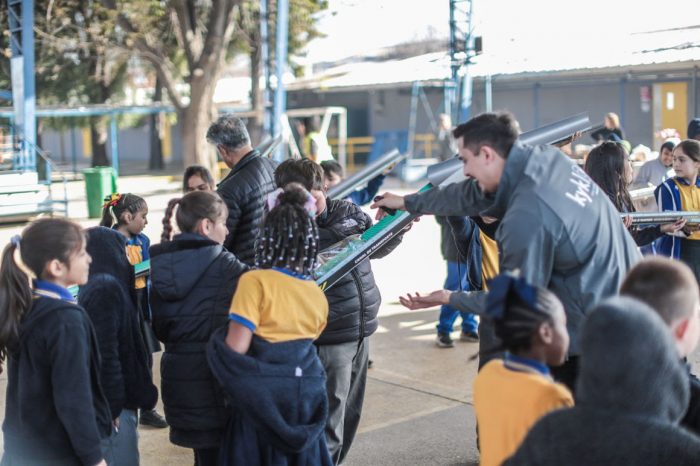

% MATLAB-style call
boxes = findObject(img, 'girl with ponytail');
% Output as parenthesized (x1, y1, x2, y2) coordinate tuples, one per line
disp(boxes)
(473, 271, 572, 466)
(0, 218, 110, 466)
(207, 183, 333, 465)
(149, 190, 248, 465)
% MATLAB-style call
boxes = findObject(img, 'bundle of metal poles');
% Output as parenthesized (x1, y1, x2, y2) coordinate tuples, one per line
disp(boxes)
(622, 211, 700, 226)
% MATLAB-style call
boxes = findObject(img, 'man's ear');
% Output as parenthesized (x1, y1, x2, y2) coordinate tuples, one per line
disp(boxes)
(481, 145, 499, 164)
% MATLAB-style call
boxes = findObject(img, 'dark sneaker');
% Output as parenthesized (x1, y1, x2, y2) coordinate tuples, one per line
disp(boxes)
(436, 332, 454, 348)
(139, 409, 168, 428)
(368, 359, 374, 369)
(460, 330, 479, 342)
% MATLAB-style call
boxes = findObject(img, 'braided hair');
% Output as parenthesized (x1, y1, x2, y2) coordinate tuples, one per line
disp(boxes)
(484, 272, 564, 355)
(256, 183, 320, 277)
(100, 193, 147, 228)
(161, 191, 228, 242)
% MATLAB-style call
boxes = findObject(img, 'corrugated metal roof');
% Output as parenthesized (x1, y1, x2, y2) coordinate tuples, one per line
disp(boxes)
(289, 28, 700, 91)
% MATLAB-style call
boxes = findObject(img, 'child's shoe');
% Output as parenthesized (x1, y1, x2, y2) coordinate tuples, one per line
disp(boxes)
(460, 330, 479, 342)
(436, 332, 454, 348)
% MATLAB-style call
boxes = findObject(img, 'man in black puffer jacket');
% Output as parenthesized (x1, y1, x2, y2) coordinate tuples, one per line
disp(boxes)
(150, 231, 248, 464)
(275, 159, 405, 465)
(79, 227, 159, 465)
(208, 115, 277, 265)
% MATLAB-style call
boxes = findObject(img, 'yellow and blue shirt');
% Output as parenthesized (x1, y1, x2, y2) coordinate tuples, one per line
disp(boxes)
(473, 354, 574, 466)
(125, 233, 150, 290)
(654, 176, 700, 258)
(228, 268, 328, 343)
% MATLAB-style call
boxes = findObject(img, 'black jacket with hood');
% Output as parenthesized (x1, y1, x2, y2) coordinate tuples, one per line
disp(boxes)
(78, 227, 158, 417)
(504, 296, 700, 466)
(315, 198, 403, 346)
(216, 149, 277, 265)
(149, 233, 248, 449)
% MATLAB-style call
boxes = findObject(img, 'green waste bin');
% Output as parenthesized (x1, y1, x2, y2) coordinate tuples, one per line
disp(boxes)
(83, 166, 118, 219)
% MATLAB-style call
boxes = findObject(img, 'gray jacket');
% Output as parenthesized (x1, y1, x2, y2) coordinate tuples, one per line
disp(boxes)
(404, 141, 641, 354)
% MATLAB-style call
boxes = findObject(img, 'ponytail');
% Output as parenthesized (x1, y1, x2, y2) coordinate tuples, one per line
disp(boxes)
(161, 198, 182, 242)
(0, 218, 83, 373)
(0, 241, 32, 373)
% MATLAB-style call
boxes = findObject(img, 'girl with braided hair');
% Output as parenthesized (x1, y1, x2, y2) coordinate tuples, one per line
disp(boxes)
(207, 182, 333, 465)
(473, 272, 572, 466)
(149, 190, 248, 465)
(100, 193, 167, 428)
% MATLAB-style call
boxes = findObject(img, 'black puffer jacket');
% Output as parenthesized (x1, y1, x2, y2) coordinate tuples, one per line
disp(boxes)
(149, 233, 248, 449)
(217, 149, 277, 265)
(79, 227, 158, 416)
(315, 199, 403, 346)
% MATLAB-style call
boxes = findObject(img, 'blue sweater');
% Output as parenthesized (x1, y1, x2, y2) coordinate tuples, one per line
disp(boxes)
(207, 330, 333, 465)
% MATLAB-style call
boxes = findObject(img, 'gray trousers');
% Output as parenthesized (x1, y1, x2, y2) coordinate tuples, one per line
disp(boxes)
(317, 338, 369, 465)
(101, 408, 140, 466)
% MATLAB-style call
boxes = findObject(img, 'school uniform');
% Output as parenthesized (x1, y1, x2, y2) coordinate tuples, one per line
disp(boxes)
(505, 297, 700, 466)
(474, 353, 573, 466)
(654, 177, 700, 282)
(79, 226, 158, 465)
(207, 268, 332, 465)
(2, 281, 111, 466)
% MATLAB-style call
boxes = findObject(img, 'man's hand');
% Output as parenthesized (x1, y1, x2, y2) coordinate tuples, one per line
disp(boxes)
(399, 290, 452, 310)
(371, 192, 406, 220)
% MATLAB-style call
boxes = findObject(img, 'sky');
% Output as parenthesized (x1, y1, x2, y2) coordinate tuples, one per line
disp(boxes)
(304, 0, 699, 64)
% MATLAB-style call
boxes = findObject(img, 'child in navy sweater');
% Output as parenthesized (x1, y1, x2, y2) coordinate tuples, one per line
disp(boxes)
(0, 218, 111, 466)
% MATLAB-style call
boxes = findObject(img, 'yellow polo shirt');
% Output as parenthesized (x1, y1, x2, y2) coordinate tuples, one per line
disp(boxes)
(674, 179, 700, 240)
(474, 358, 573, 466)
(229, 269, 328, 342)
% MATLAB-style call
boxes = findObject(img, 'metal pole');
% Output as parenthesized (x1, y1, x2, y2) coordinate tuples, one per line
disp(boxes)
(272, 0, 289, 162)
(110, 115, 119, 176)
(407, 81, 420, 157)
(260, 0, 272, 136)
(71, 125, 78, 174)
(22, 0, 35, 171)
(485, 74, 493, 112)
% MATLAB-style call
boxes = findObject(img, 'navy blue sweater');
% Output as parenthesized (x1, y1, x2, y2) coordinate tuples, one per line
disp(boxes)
(207, 331, 333, 465)
(2, 297, 111, 465)
(79, 226, 158, 416)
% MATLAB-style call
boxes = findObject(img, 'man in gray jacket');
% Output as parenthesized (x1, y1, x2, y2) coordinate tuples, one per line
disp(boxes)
(373, 112, 641, 389)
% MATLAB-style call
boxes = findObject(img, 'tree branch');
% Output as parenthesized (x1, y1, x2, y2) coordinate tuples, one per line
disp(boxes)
(194, 0, 239, 74)
(98, 0, 185, 111)
(170, 0, 200, 71)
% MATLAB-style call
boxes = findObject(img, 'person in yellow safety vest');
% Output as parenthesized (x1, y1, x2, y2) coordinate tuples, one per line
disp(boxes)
(302, 116, 334, 163)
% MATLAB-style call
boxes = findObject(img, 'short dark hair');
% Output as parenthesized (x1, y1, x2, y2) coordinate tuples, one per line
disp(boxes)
(659, 140, 676, 154)
(274, 159, 324, 191)
(320, 160, 343, 179)
(183, 165, 215, 192)
(452, 111, 519, 159)
(206, 115, 250, 151)
(620, 257, 699, 325)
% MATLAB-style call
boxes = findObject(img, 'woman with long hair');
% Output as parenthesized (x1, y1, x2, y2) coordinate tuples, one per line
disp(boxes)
(584, 141, 685, 246)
